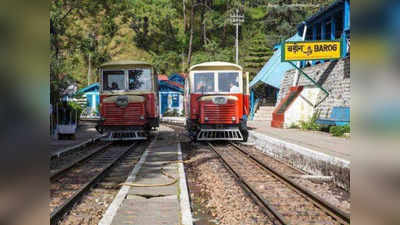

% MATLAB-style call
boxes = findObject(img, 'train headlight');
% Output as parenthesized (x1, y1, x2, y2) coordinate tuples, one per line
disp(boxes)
(205, 117, 209, 121)
(232, 116, 236, 121)
(140, 115, 145, 120)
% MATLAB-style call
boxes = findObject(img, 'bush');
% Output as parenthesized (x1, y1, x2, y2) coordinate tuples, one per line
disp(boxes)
(329, 125, 350, 137)
(163, 108, 180, 117)
(299, 111, 321, 131)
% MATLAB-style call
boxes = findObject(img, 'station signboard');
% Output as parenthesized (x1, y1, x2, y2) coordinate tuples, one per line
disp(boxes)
(282, 40, 342, 61)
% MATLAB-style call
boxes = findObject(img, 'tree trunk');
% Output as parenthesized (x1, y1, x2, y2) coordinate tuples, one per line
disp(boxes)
(183, 0, 187, 32)
(187, 1, 194, 67)
(201, 1, 205, 45)
(87, 53, 91, 85)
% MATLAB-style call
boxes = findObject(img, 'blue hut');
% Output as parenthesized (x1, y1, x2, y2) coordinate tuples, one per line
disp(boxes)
(158, 74, 185, 117)
(76, 83, 100, 118)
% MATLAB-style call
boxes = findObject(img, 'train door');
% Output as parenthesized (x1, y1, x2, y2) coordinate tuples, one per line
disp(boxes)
(243, 72, 250, 117)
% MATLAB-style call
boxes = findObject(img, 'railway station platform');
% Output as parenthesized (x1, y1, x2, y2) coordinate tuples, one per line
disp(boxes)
(50, 120, 102, 155)
(99, 125, 192, 225)
(247, 120, 350, 160)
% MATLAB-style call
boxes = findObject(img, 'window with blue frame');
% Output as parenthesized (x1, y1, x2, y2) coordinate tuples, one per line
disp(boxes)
(171, 94, 179, 107)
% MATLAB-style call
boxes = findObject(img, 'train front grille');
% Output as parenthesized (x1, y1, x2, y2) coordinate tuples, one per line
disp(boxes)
(201, 103, 238, 124)
(103, 103, 146, 125)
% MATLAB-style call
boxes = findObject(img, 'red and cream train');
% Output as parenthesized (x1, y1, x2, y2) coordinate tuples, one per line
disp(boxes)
(184, 62, 250, 141)
(95, 60, 159, 141)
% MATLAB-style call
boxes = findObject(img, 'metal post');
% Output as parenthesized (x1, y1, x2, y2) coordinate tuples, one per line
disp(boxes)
(235, 23, 239, 64)
(293, 23, 307, 86)
(230, 9, 244, 65)
(289, 61, 329, 106)
(321, 21, 326, 63)
(331, 16, 336, 40)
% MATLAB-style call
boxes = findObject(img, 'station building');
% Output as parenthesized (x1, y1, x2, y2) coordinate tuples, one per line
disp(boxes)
(158, 73, 185, 117)
(249, 0, 350, 128)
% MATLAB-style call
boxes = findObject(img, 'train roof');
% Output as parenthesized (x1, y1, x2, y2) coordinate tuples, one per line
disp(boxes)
(100, 60, 153, 69)
(189, 61, 242, 71)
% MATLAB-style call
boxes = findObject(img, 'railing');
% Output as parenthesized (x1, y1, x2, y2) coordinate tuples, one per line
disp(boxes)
(249, 98, 261, 120)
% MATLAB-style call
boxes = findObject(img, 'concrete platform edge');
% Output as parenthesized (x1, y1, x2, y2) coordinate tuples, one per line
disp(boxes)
(98, 136, 157, 225)
(177, 142, 193, 225)
(51, 134, 106, 158)
(248, 130, 350, 190)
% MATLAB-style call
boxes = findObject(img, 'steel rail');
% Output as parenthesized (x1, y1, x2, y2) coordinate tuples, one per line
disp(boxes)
(230, 143, 350, 225)
(50, 142, 139, 225)
(207, 143, 289, 225)
(50, 142, 113, 179)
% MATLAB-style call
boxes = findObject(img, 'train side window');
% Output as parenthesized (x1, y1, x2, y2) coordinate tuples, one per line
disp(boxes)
(128, 69, 152, 91)
(194, 72, 215, 93)
(103, 70, 125, 91)
(218, 72, 240, 93)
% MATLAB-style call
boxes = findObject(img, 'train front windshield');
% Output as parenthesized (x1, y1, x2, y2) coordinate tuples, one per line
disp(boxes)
(128, 69, 152, 91)
(102, 68, 152, 91)
(193, 71, 241, 93)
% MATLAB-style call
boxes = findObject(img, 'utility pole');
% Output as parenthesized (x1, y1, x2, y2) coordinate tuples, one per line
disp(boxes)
(230, 9, 244, 65)
(87, 53, 91, 86)
(87, 32, 95, 86)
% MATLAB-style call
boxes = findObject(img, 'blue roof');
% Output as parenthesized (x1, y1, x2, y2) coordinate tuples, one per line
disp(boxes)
(159, 81, 183, 93)
(76, 83, 99, 95)
(249, 34, 302, 89)
(169, 73, 185, 84)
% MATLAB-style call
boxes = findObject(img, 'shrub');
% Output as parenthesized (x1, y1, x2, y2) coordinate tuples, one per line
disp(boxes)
(329, 125, 350, 137)
(299, 111, 321, 131)
(163, 108, 180, 117)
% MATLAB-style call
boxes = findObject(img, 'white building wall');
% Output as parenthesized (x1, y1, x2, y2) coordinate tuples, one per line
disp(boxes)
(284, 87, 321, 128)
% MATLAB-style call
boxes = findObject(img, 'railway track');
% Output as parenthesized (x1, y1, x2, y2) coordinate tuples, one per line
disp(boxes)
(49, 142, 139, 224)
(50, 142, 112, 178)
(207, 142, 350, 225)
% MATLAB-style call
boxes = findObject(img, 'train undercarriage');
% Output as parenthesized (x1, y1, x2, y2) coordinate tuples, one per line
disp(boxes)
(186, 119, 248, 142)
(96, 118, 159, 141)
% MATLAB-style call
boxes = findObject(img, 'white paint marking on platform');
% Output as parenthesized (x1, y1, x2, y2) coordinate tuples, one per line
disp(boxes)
(177, 142, 193, 225)
(97, 136, 157, 225)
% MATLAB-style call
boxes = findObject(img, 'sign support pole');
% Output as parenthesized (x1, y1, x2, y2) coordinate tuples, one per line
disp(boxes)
(288, 61, 329, 106)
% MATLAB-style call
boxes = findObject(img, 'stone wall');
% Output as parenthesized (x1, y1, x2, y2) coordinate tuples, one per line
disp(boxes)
(277, 57, 350, 119)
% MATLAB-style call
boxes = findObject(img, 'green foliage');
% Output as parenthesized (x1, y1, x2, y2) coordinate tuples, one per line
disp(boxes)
(247, 7, 267, 20)
(68, 101, 83, 116)
(289, 123, 299, 129)
(163, 108, 180, 117)
(329, 125, 350, 137)
(299, 111, 321, 131)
